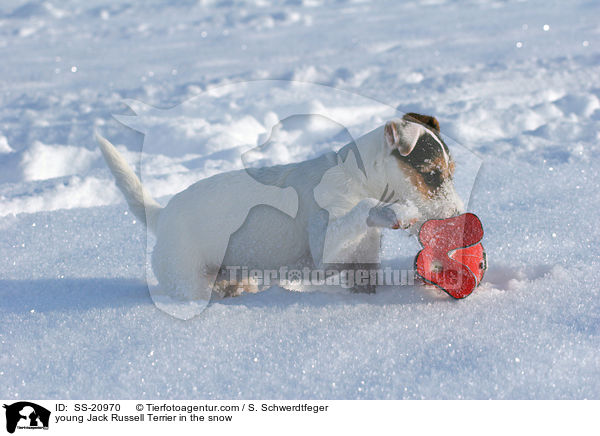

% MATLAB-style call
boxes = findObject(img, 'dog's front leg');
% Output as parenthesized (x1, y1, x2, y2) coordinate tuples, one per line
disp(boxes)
(309, 198, 419, 293)
(313, 198, 419, 264)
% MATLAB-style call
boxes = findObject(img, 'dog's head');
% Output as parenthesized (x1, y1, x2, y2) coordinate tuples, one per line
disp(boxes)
(380, 113, 464, 221)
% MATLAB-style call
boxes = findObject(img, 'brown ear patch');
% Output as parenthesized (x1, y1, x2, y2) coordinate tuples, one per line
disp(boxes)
(404, 113, 440, 132)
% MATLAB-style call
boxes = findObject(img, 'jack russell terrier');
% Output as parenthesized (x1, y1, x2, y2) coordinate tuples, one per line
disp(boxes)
(96, 113, 464, 300)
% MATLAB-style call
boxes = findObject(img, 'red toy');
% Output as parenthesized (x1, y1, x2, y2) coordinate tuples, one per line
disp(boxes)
(414, 213, 487, 299)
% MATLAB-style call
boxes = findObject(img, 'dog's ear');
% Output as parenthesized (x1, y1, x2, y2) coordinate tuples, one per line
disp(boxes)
(384, 118, 423, 156)
(404, 113, 440, 132)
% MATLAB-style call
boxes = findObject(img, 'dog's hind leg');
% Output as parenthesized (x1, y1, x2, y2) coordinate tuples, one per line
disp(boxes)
(213, 277, 260, 298)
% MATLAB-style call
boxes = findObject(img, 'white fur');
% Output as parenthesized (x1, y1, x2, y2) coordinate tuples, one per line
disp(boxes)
(97, 119, 463, 300)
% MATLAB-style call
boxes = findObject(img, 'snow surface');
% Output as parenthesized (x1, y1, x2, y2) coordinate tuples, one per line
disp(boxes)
(1, 0, 599, 399)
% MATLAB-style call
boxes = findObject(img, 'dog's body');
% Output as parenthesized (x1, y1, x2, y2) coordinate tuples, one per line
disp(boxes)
(97, 113, 463, 299)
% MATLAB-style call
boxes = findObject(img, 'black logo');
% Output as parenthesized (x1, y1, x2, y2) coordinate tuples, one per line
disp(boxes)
(3, 402, 50, 434)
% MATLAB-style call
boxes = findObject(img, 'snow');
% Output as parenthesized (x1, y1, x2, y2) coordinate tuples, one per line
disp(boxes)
(1, 0, 599, 399)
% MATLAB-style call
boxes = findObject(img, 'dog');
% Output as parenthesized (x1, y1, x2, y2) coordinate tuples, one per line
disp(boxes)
(97, 112, 463, 300)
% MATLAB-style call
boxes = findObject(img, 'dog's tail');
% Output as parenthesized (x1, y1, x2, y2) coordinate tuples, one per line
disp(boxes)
(95, 132, 162, 233)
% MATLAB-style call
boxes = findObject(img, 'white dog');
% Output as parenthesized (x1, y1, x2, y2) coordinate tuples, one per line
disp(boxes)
(97, 113, 463, 300)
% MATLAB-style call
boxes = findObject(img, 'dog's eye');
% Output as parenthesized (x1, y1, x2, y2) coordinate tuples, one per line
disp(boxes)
(423, 170, 442, 189)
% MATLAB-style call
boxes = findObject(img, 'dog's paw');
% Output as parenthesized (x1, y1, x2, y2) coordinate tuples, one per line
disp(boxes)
(214, 278, 259, 298)
(366, 202, 397, 228)
(367, 201, 419, 230)
(390, 202, 420, 229)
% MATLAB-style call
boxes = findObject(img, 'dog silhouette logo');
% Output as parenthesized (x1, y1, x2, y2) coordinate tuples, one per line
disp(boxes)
(3, 402, 50, 433)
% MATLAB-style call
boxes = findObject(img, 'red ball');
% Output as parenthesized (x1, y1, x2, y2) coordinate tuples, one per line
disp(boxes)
(414, 213, 487, 299)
